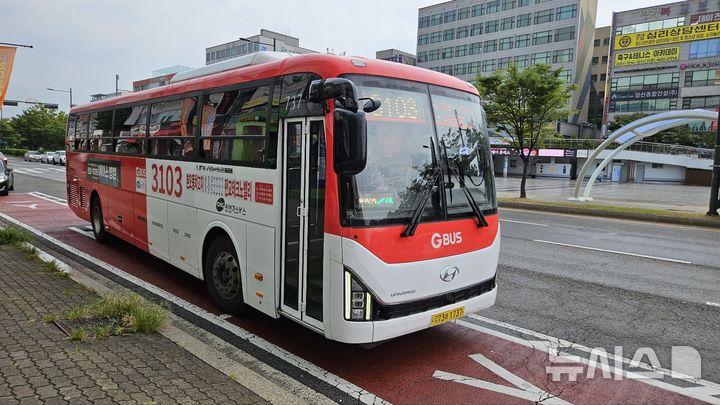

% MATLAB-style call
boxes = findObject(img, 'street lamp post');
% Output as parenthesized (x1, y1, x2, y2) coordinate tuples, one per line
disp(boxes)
(238, 36, 276, 52)
(47, 87, 72, 109)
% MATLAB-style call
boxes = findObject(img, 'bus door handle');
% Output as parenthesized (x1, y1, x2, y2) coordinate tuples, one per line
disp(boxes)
(296, 206, 307, 217)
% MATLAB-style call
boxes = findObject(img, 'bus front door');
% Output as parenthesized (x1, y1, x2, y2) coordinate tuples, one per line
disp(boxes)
(281, 118, 326, 330)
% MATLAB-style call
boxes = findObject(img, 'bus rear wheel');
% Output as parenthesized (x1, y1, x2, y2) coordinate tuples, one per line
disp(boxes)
(204, 236, 246, 314)
(90, 197, 109, 243)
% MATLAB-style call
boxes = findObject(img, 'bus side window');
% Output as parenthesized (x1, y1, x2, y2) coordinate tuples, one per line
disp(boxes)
(66, 114, 77, 151)
(148, 97, 198, 159)
(75, 114, 90, 152)
(113, 105, 147, 155)
(89, 111, 113, 152)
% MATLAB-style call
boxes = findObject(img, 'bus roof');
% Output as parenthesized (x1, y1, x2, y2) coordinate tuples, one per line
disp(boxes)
(71, 53, 478, 114)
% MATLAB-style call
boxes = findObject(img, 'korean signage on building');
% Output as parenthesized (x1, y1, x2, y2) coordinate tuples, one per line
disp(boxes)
(615, 46, 680, 66)
(615, 21, 720, 50)
(610, 88, 679, 101)
(691, 12, 720, 25)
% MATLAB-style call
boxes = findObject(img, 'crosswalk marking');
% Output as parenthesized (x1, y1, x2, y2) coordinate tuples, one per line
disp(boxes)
(11, 166, 65, 175)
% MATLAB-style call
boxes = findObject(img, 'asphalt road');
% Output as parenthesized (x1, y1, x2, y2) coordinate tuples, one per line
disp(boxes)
(5, 156, 720, 384)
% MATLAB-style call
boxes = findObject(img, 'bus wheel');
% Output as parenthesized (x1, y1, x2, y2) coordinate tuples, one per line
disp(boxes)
(90, 197, 109, 243)
(204, 236, 246, 314)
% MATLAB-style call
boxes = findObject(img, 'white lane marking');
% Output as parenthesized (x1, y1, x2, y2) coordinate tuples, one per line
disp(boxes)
(434, 354, 571, 405)
(0, 212, 388, 405)
(707, 302, 720, 308)
(218, 314, 233, 320)
(28, 191, 67, 205)
(69, 226, 95, 239)
(459, 314, 720, 404)
(11, 203, 38, 210)
(533, 239, 692, 264)
(500, 219, 549, 227)
(14, 168, 44, 174)
(49, 168, 66, 172)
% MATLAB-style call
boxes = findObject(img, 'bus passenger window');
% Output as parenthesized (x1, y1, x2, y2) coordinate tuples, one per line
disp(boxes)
(75, 114, 90, 151)
(66, 114, 77, 151)
(89, 111, 113, 152)
(148, 97, 197, 158)
(113, 105, 147, 155)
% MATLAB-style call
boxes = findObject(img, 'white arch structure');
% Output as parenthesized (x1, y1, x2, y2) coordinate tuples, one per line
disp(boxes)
(572, 109, 718, 201)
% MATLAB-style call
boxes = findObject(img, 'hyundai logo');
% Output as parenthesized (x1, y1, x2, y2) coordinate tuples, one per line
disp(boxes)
(440, 266, 460, 282)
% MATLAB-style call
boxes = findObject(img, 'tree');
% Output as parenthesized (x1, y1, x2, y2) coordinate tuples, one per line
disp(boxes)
(10, 105, 67, 150)
(607, 112, 647, 132)
(476, 64, 574, 198)
(609, 113, 714, 148)
(0, 118, 22, 148)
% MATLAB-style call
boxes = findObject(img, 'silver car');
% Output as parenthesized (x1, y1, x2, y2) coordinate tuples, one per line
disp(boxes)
(53, 151, 66, 165)
(41, 151, 56, 164)
(24, 150, 42, 161)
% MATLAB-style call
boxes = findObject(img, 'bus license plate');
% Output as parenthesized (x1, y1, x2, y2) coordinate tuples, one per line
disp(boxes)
(430, 306, 465, 326)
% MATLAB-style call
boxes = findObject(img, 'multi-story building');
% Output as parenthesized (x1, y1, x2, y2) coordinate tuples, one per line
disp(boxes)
(376, 49, 417, 65)
(132, 66, 192, 92)
(416, 0, 598, 123)
(604, 0, 720, 131)
(588, 26, 611, 127)
(206, 29, 316, 65)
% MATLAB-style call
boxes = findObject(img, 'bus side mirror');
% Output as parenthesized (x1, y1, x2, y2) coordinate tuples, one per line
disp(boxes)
(334, 109, 367, 175)
(309, 78, 359, 112)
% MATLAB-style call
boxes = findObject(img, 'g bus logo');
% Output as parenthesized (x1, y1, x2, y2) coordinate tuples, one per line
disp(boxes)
(431, 232, 463, 249)
(216, 198, 225, 212)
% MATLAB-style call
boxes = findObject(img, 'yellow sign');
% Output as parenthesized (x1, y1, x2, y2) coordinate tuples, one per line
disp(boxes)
(615, 46, 681, 66)
(0, 46, 17, 109)
(615, 21, 720, 49)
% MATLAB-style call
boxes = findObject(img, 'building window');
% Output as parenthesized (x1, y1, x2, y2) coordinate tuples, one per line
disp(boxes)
(417, 52, 427, 62)
(531, 51, 551, 65)
(594, 39, 601, 47)
(443, 29, 455, 41)
(609, 98, 677, 113)
(515, 34, 531, 48)
(482, 59, 497, 72)
(689, 38, 720, 59)
(652, 163, 664, 169)
(519, 0, 530, 6)
(429, 49, 441, 61)
(611, 73, 679, 91)
(517, 13, 532, 28)
(600, 73, 607, 81)
(471, 23, 483, 36)
(455, 44, 468, 57)
(502, 0, 516, 11)
(457, 26, 469, 38)
(603, 38, 610, 46)
(534, 9, 554, 24)
(560, 70, 572, 83)
(591, 74, 598, 82)
(472, 4, 484, 17)
(486, 0, 500, 14)
(418, 34, 429, 46)
(498, 57, 512, 69)
(533, 30, 553, 45)
(468, 61, 480, 74)
(469, 42, 482, 55)
(535, 0, 551, 3)
(592, 57, 599, 65)
(485, 20, 499, 33)
(430, 31, 442, 43)
(454, 63, 467, 75)
(615, 17, 685, 35)
(554, 26, 576, 42)
(442, 47, 454, 59)
(431, 13, 443, 26)
(553, 48, 574, 63)
(499, 37, 513, 50)
(602, 55, 608, 64)
(444, 10, 456, 23)
(458, 7, 470, 20)
(685, 69, 718, 87)
(682, 95, 720, 109)
(440, 65, 453, 75)
(419, 16, 430, 28)
(556, 4, 577, 20)
(514, 54, 530, 68)
(484, 40, 498, 53)
(501, 17, 515, 31)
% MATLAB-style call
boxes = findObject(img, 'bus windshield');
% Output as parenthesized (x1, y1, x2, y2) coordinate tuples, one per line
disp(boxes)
(340, 75, 496, 227)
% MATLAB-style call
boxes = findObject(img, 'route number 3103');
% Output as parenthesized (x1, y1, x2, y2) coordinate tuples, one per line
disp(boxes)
(151, 163, 183, 198)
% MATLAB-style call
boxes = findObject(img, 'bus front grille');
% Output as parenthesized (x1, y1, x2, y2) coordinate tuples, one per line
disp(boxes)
(371, 276, 496, 321)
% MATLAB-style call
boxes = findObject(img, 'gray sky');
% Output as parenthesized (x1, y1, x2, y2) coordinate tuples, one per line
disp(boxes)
(2, 0, 664, 118)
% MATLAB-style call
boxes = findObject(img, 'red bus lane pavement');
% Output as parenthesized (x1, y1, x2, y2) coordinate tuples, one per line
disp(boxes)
(1, 192, 717, 405)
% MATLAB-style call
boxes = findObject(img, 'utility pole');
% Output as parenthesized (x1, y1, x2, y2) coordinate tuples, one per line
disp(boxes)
(708, 107, 720, 216)
(115, 74, 119, 96)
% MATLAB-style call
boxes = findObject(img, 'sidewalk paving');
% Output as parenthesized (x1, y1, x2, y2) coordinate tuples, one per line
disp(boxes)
(0, 245, 269, 405)
(495, 176, 712, 214)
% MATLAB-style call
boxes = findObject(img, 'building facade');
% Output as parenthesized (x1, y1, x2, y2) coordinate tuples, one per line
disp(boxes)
(132, 66, 192, 92)
(376, 49, 417, 65)
(604, 0, 720, 130)
(206, 29, 316, 65)
(588, 26, 610, 127)
(416, 0, 598, 123)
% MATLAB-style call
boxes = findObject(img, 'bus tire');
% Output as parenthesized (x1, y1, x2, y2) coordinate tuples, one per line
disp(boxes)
(204, 235, 246, 314)
(90, 196, 109, 243)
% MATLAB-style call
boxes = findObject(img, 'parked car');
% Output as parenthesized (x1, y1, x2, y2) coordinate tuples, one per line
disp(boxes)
(0, 152, 7, 166)
(0, 160, 14, 196)
(53, 151, 66, 165)
(24, 150, 42, 161)
(41, 151, 56, 164)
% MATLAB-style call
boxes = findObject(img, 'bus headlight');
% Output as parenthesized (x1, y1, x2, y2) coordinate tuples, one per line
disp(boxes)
(344, 269, 372, 321)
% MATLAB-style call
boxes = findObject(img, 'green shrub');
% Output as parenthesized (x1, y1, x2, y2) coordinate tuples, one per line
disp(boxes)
(0, 148, 28, 157)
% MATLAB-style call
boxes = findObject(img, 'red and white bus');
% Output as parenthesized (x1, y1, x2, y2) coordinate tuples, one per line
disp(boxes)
(66, 52, 499, 343)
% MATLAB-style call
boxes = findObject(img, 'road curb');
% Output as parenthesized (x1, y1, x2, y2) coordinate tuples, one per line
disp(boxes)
(498, 201, 720, 229)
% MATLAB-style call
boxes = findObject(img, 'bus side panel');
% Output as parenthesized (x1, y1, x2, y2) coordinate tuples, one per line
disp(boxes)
(146, 196, 169, 261)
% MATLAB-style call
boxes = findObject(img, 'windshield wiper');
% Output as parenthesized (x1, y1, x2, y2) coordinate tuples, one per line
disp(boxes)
(442, 140, 488, 228)
(401, 138, 442, 237)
